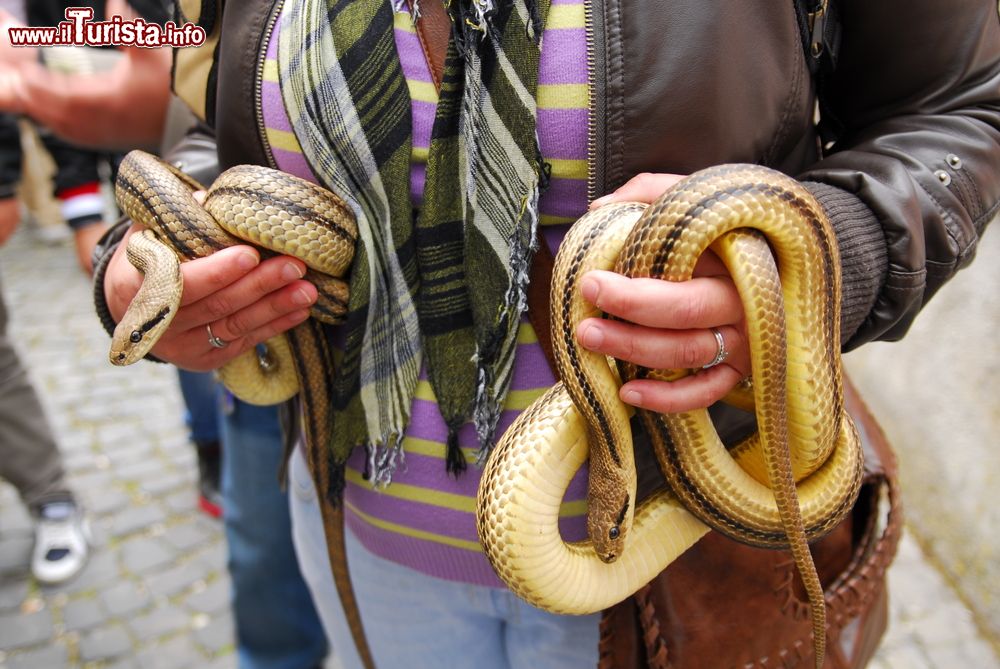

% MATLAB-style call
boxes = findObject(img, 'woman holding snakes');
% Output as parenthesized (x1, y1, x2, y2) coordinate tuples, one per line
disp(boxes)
(94, 0, 1000, 667)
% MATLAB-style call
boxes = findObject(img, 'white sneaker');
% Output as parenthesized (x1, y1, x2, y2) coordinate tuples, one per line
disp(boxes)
(31, 501, 90, 584)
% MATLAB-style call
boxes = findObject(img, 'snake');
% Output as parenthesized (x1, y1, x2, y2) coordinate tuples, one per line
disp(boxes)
(109, 150, 357, 406)
(476, 164, 865, 667)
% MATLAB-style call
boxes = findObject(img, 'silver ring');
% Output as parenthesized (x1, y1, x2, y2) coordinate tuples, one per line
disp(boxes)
(703, 327, 729, 369)
(206, 324, 229, 349)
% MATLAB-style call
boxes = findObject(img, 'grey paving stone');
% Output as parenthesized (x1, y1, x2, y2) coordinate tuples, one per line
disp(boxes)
(193, 614, 235, 654)
(78, 623, 133, 663)
(134, 633, 209, 669)
(0, 609, 54, 649)
(5, 641, 69, 668)
(145, 560, 211, 599)
(120, 536, 177, 575)
(0, 579, 28, 612)
(162, 489, 199, 516)
(183, 579, 231, 616)
(112, 504, 168, 538)
(62, 596, 106, 632)
(139, 472, 191, 498)
(100, 581, 152, 618)
(0, 535, 32, 576)
(127, 603, 191, 642)
(83, 486, 132, 517)
(161, 519, 215, 554)
(204, 652, 239, 669)
(117, 459, 174, 483)
(0, 503, 34, 534)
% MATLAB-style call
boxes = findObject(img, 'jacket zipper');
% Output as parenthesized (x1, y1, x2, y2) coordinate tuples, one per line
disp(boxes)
(584, 0, 605, 202)
(254, 0, 285, 170)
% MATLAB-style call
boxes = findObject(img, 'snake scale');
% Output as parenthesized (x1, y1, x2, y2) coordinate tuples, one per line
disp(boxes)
(476, 164, 864, 668)
(109, 150, 357, 406)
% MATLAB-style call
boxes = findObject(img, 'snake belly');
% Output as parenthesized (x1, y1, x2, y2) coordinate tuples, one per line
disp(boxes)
(110, 150, 357, 407)
(476, 164, 864, 666)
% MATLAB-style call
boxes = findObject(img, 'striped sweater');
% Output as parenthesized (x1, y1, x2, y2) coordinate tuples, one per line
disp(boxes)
(260, 0, 591, 587)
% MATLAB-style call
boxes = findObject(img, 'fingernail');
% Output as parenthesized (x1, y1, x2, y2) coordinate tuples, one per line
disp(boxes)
(292, 288, 314, 306)
(291, 309, 311, 323)
(578, 322, 604, 349)
(579, 275, 599, 305)
(237, 252, 258, 271)
(622, 389, 642, 406)
(282, 262, 305, 281)
(589, 194, 612, 210)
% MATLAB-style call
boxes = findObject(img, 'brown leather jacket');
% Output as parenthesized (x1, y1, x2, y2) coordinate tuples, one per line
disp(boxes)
(167, 0, 1000, 352)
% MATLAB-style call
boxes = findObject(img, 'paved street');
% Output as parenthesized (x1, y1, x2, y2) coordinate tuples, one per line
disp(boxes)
(0, 224, 997, 668)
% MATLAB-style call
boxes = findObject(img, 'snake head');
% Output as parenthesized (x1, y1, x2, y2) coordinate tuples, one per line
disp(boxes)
(588, 493, 632, 564)
(109, 305, 173, 366)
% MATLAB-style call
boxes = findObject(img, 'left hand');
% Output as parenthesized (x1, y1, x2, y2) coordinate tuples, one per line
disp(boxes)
(576, 172, 752, 413)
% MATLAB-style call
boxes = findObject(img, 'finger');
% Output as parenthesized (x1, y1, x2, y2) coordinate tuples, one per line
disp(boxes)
(152, 308, 312, 372)
(620, 364, 744, 414)
(172, 255, 311, 328)
(176, 245, 264, 306)
(202, 280, 317, 343)
(590, 172, 685, 209)
(579, 270, 744, 330)
(577, 319, 747, 373)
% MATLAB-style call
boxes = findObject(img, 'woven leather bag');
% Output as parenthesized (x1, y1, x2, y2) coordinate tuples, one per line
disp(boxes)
(595, 377, 902, 669)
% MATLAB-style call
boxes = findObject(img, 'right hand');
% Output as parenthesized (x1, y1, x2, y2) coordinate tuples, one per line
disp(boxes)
(103, 223, 319, 371)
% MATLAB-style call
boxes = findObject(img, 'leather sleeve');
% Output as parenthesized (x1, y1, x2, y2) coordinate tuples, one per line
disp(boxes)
(797, 1, 1000, 349)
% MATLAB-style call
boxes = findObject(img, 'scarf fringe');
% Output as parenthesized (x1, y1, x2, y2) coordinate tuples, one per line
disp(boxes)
(366, 431, 407, 487)
(473, 185, 541, 465)
(445, 422, 468, 476)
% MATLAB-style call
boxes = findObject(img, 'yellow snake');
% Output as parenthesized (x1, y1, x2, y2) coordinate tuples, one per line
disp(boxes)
(109, 150, 357, 406)
(476, 164, 865, 667)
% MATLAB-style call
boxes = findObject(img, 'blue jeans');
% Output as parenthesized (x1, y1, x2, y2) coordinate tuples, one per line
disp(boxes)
(287, 448, 600, 669)
(176, 369, 220, 445)
(220, 396, 329, 669)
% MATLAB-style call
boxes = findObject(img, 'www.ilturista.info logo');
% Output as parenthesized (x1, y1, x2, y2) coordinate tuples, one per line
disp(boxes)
(7, 7, 206, 48)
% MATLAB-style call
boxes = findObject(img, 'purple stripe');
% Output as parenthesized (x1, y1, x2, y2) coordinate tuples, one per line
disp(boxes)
(541, 224, 571, 252)
(394, 27, 434, 83)
(539, 29, 588, 84)
(261, 81, 293, 133)
(537, 108, 589, 159)
(346, 515, 507, 587)
(347, 444, 589, 501)
(411, 100, 436, 149)
(411, 162, 426, 205)
(540, 178, 588, 219)
(270, 148, 317, 183)
(346, 481, 485, 541)
(551, 0, 584, 4)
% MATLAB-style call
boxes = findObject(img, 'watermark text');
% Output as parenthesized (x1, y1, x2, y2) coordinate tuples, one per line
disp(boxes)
(7, 8, 205, 48)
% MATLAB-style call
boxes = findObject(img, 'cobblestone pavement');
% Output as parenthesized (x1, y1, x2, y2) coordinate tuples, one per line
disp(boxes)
(0, 227, 997, 668)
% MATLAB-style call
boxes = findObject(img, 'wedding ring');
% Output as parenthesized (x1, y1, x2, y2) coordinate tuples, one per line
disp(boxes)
(206, 324, 229, 349)
(703, 327, 729, 369)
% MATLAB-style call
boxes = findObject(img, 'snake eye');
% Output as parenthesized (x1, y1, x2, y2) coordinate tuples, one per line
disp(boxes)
(130, 330, 143, 343)
(609, 526, 620, 540)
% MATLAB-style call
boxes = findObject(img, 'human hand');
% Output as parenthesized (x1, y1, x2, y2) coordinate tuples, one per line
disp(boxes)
(103, 223, 318, 371)
(577, 172, 751, 413)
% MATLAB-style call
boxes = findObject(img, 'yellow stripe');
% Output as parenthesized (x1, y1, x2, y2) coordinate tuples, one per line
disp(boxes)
(537, 83, 587, 110)
(393, 10, 417, 33)
(346, 468, 476, 512)
(265, 128, 303, 154)
(412, 145, 429, 163)
(517, 322, 539, 344)
(403, 437, 479, 462)
(547, 158, 587, 180)
(345, 500, 484, 552)
(546, 3, 586, 29)
(413, 379, 546, 410)
(540, 213, 578, 226)
(407, 79, 439, 104)
(262, 58, 279, 83)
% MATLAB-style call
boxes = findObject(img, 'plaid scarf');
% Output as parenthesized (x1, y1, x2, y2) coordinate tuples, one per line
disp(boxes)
(278, 0, 550, 491)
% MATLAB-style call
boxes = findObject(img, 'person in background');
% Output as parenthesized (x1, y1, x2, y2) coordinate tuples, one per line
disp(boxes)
(0, 112, 89, 584)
